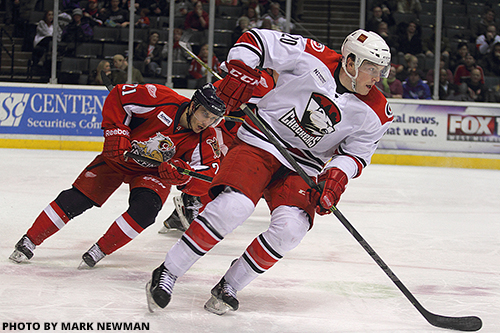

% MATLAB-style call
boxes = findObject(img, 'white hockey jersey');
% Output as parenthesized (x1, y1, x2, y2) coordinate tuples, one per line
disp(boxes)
(229, 29, 393, 179)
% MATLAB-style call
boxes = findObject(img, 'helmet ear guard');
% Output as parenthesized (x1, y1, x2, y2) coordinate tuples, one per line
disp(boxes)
(341, 29, 391, 92)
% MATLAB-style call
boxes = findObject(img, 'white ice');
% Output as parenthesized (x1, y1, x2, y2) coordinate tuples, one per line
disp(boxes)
(1, 148, 498, 333)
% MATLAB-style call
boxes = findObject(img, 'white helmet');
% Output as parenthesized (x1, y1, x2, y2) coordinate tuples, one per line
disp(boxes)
(341, 29, 391, 92)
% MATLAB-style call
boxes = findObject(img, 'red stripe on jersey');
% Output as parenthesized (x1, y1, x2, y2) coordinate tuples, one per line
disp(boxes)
(235, 31, 261, 52)
(245, 237, 279, 271)
(304, 39, 342, 78)
(356, 88, 393, 125)
(184, 219, 220, 252)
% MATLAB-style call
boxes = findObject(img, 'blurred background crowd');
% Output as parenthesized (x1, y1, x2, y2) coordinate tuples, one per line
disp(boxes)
(0, 0, 499, 102)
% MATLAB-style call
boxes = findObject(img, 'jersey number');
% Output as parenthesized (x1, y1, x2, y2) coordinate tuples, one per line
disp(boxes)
(121, 84, 139, 96)
(279, 33, 299, 46)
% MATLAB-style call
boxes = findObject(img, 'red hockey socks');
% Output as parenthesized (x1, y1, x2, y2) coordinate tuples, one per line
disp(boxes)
(96, 212, 144, 255)
(27, 201, 70, 246)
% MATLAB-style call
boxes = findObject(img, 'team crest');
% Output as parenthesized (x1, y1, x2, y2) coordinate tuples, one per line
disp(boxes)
(206, 137, 221, 159)
(279, 93, 341, 148)
(130, 132, 176, 167)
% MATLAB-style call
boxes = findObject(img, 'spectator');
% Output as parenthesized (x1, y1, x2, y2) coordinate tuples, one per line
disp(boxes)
(232, 16, 250, 45)
(238, 6, 262, 30)
(146, 0, 169, 18)
(184, 1, 208, 31)
(491, 83, 500, 103)
(102, 0, 129, 27)
(135, 31, 163, 76)
(241, 0, 266, 18)
(479, 42, 500, 77)
(88, 60, 111, 85)
(429, 68, 459, 100)
(261, 2, 294, 32)
(109, 54, 145, 84)
(475, 24, 500, 59)
(61, 8, 94, 55)
(471, 8, 497, 43)
(84, 0, 104, 27)
(396, 53, 418, 82)
(366, 5, 395, 32)
(32, 10, 61, 67)
(376, 64, 403, 98)
(457, 68, 489, 102)
(161, 27, 193, 63)
(396, 0, 421, 14)
(448, 42, 469, 73)
(188, 43, 221, 88)
(453, 53, 485, 86)
(422, 28, 451, 61)
(135, 7, 150, 29)
(174, 0, 192, 17)
(395, 20, 423, 56)
(403, 68, 431, 99)
(377, 21, 397, 54)
(425, 56, 453, 86)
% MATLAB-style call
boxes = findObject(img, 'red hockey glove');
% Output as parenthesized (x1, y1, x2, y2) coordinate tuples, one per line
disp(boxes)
(217, 59, 261, 113)
(307, 168, 348, 215)
(159, 159, 193, 186)
(102, 126, 131, 163)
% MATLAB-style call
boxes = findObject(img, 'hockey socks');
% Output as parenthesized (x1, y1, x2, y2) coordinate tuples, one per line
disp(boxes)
(96, 212, 144, 255)
(27, 201, 70, 246)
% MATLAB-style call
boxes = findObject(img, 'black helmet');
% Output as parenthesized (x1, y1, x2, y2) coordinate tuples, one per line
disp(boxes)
(192, 83, 226, 117)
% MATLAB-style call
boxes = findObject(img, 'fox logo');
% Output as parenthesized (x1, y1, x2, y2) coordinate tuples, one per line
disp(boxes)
(0, 93, 30, 127)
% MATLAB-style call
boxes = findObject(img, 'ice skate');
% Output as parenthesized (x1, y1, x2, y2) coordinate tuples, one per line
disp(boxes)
(158, 209, 183, 233)
(173, 194, 202, 231)
(9, 235, 36, 263)
(79, 243, 106, 269)
(146, 263, 177, 313)
(204, 277, 239, 315)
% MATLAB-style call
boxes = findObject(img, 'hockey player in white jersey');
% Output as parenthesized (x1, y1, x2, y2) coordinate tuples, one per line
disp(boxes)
(146, 28, 393, 314)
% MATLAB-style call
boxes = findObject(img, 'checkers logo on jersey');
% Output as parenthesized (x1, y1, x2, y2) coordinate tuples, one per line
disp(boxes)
(279, 93, 341, 148)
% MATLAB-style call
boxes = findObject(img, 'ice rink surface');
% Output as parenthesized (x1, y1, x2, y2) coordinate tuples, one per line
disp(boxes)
(1, 148, 498, 333)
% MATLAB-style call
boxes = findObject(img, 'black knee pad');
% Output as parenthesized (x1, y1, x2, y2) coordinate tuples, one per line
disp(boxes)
(55, 187, 95, 219)
(127, 188, 162, 229)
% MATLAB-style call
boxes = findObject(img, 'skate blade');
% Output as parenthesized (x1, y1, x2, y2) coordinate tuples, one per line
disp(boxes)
(77, 260, 93, 270)
(8, 250, 29, 263)
(204, 295, 232, 315)
(158, 224, 171, 234)
(145, 280, 160, 313)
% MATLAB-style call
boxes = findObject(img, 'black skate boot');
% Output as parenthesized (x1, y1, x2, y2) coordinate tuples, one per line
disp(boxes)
(79, 243, 106, 269)
(204, 277, 239, 315)
(174, 193, 202, 230)
(146, 263, 178, 313)
(9, 235, 36, 263)
(158, 209, 184, 233)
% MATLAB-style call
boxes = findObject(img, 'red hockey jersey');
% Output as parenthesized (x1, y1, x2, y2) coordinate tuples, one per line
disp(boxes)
(101, 83, 221, 196)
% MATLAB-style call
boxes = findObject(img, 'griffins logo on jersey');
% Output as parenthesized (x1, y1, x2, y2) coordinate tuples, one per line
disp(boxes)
(130, 132, 176, 167)
(279, 93, 341, 148)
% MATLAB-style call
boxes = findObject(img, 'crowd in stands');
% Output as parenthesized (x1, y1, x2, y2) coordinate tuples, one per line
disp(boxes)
(368, 0, 500, 102)
(2, 0, 499, 102)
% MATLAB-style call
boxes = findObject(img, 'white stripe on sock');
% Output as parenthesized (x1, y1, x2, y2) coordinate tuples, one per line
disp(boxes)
(116, 215, 139, 239)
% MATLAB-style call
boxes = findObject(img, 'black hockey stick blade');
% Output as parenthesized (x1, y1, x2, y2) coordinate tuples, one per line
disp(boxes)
(123, 151, 213, 183)
(101, 71, 114, 92)
(423, 311, 482, 331)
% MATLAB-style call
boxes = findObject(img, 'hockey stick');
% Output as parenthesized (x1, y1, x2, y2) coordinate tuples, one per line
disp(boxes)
(240, 104, 481, 331)
(188, 50, 482, 331)
(124, 151, 213, 183)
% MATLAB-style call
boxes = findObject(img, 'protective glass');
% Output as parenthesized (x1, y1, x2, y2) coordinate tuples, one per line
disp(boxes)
(358, 61, 390, 79)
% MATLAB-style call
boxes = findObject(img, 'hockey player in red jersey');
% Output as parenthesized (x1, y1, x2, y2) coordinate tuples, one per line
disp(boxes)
(9, 83, 225, 268)
(146, 29, 393, 314)
(159, 68, 278, 233)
